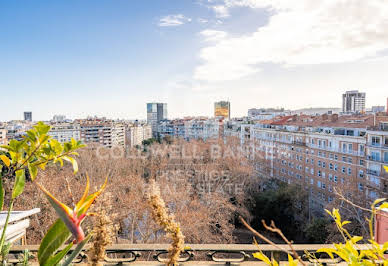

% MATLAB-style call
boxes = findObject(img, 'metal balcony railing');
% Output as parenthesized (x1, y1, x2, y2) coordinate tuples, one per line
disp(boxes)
(308, 144, 365, 156)
(7, 243, 383, 265)
(367, 142, 388, 149)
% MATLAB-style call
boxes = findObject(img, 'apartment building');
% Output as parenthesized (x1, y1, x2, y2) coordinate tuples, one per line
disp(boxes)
(241, 113, 388, 210)
(48, 123, 81, 143)
(77, 118, 126, 148)
(342, 90, 366, 113)
(147, 103, 167, 137)
(126, 123, 152, 147)
(0, 128, 7, 145)
(365, 119, 388, 199)
(158, 117, 223, 141)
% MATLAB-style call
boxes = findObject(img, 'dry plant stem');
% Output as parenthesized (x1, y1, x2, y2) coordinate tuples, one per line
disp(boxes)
(147, 180, 184, 266)
(334, 188, 388, 218)
(262, 220, 306, 266)
(239, 217, 307, 265)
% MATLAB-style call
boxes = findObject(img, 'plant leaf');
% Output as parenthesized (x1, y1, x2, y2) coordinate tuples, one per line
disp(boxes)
(0, 165, 4, 211)
(63, 156, 78, 174)
(38, 219, 71, 266)
(28, 163, 38, 181)
(0, 155, 10, 168)
(12, 169, 25, 199)
(61, 234, 92, 266)
(44, 242, 73, 266)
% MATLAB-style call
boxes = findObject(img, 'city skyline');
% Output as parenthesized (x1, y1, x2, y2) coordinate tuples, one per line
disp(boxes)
(1, 0, 388, 121)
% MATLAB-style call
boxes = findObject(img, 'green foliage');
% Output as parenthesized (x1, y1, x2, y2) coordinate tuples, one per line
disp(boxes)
(304, 218, 330, 244)
(251, 199, 388, 265)
(0, 122, 86, 264)
(62, 234, 92, 266)
(248, 179, 309, 241)
(45, 243, 73, 266)
(38, 219, 72, 265)
(142, 138, 157, 146)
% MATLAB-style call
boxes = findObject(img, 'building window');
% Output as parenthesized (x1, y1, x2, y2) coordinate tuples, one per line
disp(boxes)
(342, 167, 346, 173)
(334, 164, 338, 171)
(334, 154, 338, 160)
(348, 143, 353, 152)
(318, 160, 321, 167)
(310, 178, 314, 185)
(358, 183, 364, 191)
(370, 151, 381, 161)
(360, 159, 364, 166)
(342, 143, 347, 152)
(347, 168, 352, 175)
(384, 152, 388, 163)
(334, 176, 338, 183)
(322, 183, 326, 189)
(342, 156, 346, 162)
(371, 136, 381, 146)
(322, 162, 326, 168)
(317, 181, 321, 188)
(329, 174, 333, 181)
(359, 170, 364, 178)
(348, 157, 352, 164)
(318, 170, 321, 177)
(329, 163, 333, 170)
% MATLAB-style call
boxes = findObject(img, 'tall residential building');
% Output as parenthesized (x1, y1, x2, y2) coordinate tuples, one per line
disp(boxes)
(48, 123, 81, 143)
(24, 112, 32, 121)
(158, 117, 223, 141)
(240, 113, 388, 212)
(214, 101, 230, 119)
(147, 103, 167, 137)
(77, 118, 126, 148)
(342, 90, 366, 113)
(126, 123, 152, 147)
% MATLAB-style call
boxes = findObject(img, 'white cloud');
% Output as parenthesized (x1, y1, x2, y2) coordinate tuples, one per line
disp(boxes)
(200, 30, 228, 42)
(158, 14, 191, 27)
(195, 0, 388, 82)
(212, 5, 230, 18)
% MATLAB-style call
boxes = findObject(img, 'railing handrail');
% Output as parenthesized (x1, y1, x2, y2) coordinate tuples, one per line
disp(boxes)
(9, 243, 381, 252)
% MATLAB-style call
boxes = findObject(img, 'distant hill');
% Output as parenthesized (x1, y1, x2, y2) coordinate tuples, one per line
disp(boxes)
(291, 107, 341, 115)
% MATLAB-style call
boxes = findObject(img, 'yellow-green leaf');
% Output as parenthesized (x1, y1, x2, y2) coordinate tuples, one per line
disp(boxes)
(373, 198, 386, 207)
(252, 252, 271, 265)
(0, 165, 4, 211)
(12, 169, 25, 199)
(28, 163, 38, 181)
(287, 254, 298, 266)
(0, 155, 10, 168)
(63, 156, 78, 174)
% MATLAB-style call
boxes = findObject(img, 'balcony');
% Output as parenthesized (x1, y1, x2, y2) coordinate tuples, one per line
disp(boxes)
(6, 243, 378, 265)
(366, 169, 381, 177)
(366, 142, 388, 149)
(292, 140, 307, 146)
(366, 155, 385, 163)
(308, 144, 365, 157)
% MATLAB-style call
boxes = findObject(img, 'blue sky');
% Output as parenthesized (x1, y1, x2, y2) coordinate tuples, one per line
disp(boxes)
(1, 0, 388, 121)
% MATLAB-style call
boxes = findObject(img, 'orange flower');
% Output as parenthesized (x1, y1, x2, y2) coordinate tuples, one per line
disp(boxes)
(37, 175, 107, 243)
